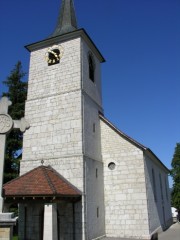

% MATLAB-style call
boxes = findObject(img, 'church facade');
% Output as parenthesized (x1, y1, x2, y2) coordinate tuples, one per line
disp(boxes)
(3, 0, 172, 240)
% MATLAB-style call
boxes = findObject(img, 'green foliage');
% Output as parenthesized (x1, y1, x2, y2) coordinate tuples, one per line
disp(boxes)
(171, 143, 180, 209)
(2, 61, 27, 183)
(13, 236, 18, 240)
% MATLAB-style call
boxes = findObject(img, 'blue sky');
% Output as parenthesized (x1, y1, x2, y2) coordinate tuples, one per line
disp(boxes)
(0, 0, 180, 185)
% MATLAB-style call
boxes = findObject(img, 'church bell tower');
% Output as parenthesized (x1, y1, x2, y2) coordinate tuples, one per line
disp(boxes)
(20, 0, 106, 239)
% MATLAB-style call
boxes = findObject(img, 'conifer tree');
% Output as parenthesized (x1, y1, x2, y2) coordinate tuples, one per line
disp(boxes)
(171, 143, 180, 209)
(2, 61, 27, 183)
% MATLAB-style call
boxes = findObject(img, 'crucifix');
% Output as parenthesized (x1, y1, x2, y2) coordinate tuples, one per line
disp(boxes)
(0, 96, 29, 213)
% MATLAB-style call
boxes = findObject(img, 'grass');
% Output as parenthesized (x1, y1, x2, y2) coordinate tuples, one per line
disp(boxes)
(13, 236, 18, 240)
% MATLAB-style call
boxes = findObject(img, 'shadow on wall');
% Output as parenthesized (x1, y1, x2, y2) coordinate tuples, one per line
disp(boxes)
(58, 200, 83, 240)
(146, 161, 172, 235)
(16, 200, 83, 240)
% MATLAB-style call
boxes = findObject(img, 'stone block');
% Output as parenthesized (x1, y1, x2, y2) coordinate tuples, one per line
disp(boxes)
(0, 213, 14, 221)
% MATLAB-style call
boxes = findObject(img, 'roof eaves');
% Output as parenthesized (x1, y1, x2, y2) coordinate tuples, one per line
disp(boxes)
(99, 114, 170, 173)
(4, 193, 81, 198)
(3, 166, 42, 187)
(3, 165, 82, 197)
(25, 29, 105, 63)
(145, 148, 170, 173)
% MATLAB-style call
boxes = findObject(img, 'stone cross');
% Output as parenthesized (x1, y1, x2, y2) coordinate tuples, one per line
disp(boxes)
(0, 97, 29, 213)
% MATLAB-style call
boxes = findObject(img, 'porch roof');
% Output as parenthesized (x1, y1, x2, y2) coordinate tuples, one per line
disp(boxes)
(3, 165, 81, 202)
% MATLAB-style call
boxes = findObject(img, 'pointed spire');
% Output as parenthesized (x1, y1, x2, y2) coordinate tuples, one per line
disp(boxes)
(51, 0, 78, 37)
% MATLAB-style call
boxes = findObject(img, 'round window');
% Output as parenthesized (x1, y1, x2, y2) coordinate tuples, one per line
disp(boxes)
(108, 162, 116, 170)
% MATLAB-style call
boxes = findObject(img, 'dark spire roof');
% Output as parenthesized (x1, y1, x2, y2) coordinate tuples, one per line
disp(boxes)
(51, 0, 78, 37)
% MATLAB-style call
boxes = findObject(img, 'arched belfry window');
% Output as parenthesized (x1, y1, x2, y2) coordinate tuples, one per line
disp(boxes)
(88, 53, 95, 82)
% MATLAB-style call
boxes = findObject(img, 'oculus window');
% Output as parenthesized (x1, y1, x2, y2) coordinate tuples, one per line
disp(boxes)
(108, 162, 116, 170)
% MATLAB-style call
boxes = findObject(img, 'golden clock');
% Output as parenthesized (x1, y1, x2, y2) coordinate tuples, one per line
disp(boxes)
(45, 45, 64, 66)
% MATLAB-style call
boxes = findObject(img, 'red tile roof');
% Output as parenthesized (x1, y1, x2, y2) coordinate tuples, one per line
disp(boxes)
(3, 166, 81, 199)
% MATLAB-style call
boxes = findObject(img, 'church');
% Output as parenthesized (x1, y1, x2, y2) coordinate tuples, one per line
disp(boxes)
(3, 0, 172, 239)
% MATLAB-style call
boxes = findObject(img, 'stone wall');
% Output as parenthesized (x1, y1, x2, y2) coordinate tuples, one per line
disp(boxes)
(27, 38, 81, 101)
(81, 39, 105, 239)
(22, 37, 82, 163)
(100, 119, 150, 239)
(83, 95, 102, 161)
(85, 157, 105, 240)
(0, 213, 16, 240)
(0, 227, 11, 240)
(20, 34, 105, 240)
(22, 92, 82, 162)
(81, 39, 103, 108)
(144, 154, 172, 233)
(20, 37, 86, 240)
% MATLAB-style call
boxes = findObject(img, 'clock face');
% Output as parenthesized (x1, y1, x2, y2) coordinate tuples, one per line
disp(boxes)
(45, 45, 64, 66)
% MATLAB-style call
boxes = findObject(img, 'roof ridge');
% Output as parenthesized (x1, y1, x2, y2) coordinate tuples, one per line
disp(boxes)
(47, 166, 82, 195)
(42, 166, 57, 195)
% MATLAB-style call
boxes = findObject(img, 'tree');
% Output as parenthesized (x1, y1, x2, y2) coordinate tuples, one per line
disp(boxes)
(171, 143, 180, 209)
(2, 61, 27, 183)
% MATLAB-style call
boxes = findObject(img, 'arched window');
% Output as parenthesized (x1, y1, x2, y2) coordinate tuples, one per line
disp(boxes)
(88, 53, 95, 82)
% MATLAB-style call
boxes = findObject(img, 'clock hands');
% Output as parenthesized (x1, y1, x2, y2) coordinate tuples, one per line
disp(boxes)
(45, 45, 64, 66)
(48, 50, 60, 60)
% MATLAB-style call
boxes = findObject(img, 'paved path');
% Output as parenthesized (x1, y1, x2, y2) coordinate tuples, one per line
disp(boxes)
(159, 222, 180, 240)
(101, 223, 180, 240)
